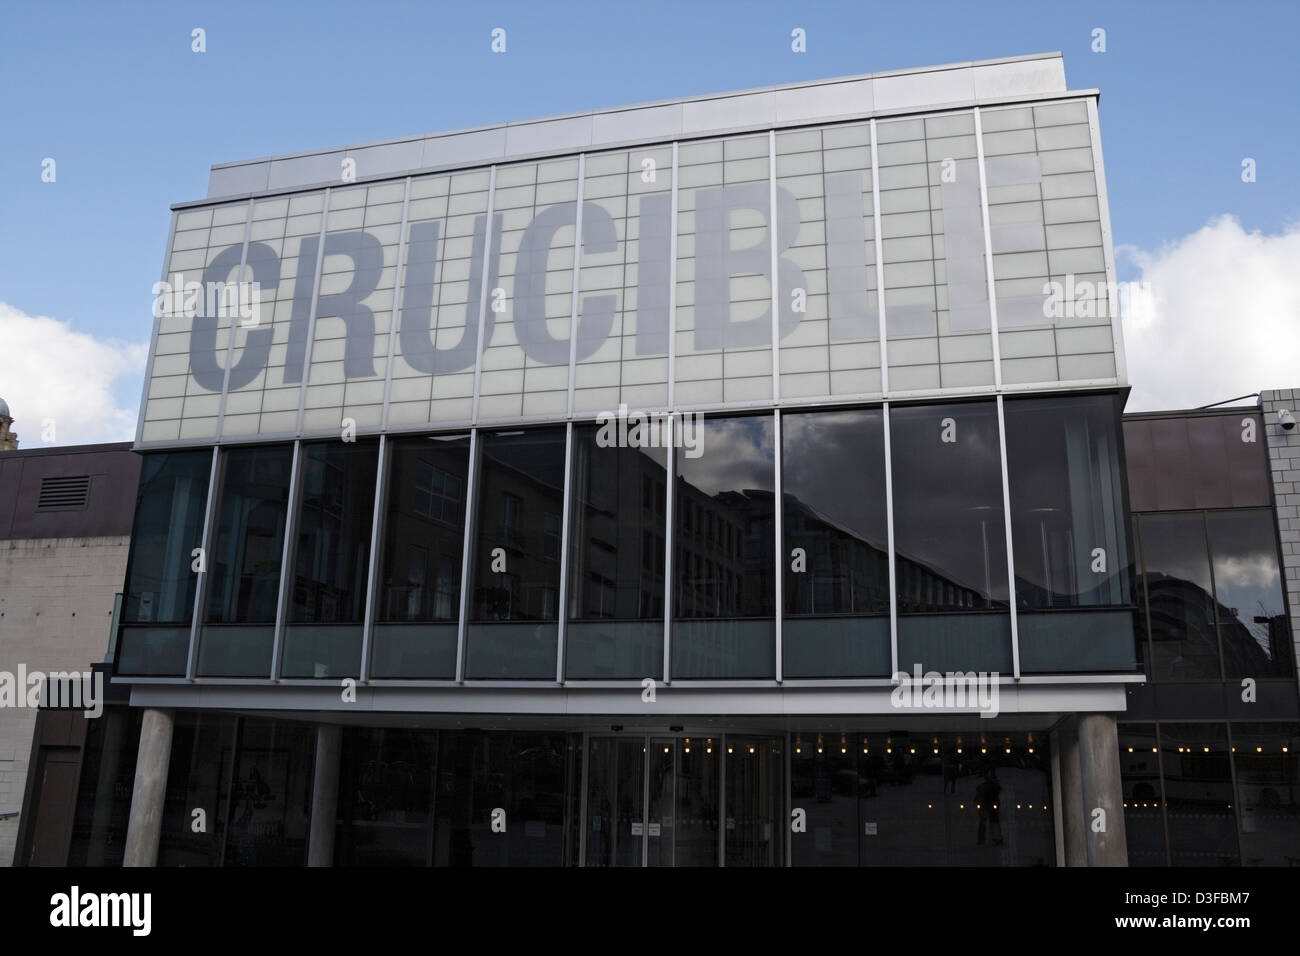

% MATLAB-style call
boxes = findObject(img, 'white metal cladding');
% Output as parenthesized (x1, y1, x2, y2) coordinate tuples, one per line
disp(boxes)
(139, 63, 1120, 450)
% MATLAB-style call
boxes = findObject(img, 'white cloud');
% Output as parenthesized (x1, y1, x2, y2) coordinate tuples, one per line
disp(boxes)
(1119, 215, 1300, 412)
(0, 302, 148, 446)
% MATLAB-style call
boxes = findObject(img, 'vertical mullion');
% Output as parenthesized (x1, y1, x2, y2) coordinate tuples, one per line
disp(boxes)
(973, 107, 1003, 389)
(380, 178, 413, 431)
(185, 445, 223, 680)
(641, 735, 650, 868)
(215, 198, 255, 439)
(882, 404, 898, 677)
(667, 143, 679, 409)
(996, 394, 1021, 679)
(662, 415, 675, 683)
(773, 409, 783, 682)
(768, 130, 781, 402)
(455, 428, 481, 682)
(358, 433, 389, 682)
(869, 119, 889, 396)
(270, 440, 304, 680)
(471, 167, 498, 425)
(566, 155, 586, 418)
(556, 421, 575, 682)
(295, 188, 332, 435)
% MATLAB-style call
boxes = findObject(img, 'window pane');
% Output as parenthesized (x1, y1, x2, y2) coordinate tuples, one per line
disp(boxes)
(782, 408, 889, 677)
(672, 415, 775, 678)
(198, 444, 294, 677)
(564, 423, 667, 679)
(1232, 722, 1300, 867)
(1117, 724, 1166, 865)
(281, 440, 379, 678)
(117, 451, 211, 676)
(1159, 723, 1239, 866)
(373, 435, 470, 678)
(1208, 510, 1293, 679)
(1005, 394, 1134, 673)
(890, 401, 1010, 673)
(1138, 513, 1220, 680)
(465, 428, 566, 679)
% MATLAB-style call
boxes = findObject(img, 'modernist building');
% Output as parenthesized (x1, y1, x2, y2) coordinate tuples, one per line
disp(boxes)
(53, 51, 1288, 867)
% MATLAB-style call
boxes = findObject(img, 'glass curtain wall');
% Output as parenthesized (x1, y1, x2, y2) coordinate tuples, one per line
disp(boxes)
(117, 450, 212, 675)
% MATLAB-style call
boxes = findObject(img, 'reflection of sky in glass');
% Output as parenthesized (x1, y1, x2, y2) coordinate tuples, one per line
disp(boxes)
(678, 415, 773, 496)
(782, 410, 887, 547)
(1209, 512, 1284, 647)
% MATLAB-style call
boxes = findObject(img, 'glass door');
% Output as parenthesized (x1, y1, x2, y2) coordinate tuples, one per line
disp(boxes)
(583, 734, 742, 867)
(584, 737, 645, 867)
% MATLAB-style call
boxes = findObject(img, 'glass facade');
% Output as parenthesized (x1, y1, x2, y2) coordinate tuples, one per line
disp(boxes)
(116, 393, 1137, 682)
(1118, 722, 1300, 867)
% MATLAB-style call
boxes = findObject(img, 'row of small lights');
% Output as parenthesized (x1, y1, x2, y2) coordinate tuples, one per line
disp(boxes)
(792, 735, 1036, 757)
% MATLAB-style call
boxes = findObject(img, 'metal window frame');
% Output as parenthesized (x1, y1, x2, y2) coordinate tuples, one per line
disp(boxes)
(358, 433, 389, 681)
(555, 421, 575, 682)
(773, 408, 784, 682)
(454, 428, 482, 682)
(662, 414, 675, 683)
(270, 439, 305, 680)
(184, 445, 223, 680)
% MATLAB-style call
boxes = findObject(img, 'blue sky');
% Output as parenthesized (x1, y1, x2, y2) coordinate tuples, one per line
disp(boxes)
(1, 0, 1298, 437)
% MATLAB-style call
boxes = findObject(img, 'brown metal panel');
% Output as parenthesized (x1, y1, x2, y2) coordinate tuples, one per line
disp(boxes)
(1149, 418, 1192, 511)
(1122, 419, 1156, 512)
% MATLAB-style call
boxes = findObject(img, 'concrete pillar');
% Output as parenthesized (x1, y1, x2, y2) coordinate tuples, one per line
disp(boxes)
(1077, 712, 1128, 867)
(1058, 720, 1087, 866)
(123, 708, 174, 867)
(307, 724, 342, 867)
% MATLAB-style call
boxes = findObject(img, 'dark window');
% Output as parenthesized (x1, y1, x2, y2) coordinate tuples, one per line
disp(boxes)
(466, 428, 566, 679)
(1159, 723, 1239, 866)
(117, 451, 212, 677)
(197, 444, 294, 677)
(1139, 513, 1221, 680)
(1117, 724, 1166, 866)
(1231, 722, 1300, 866)
(564, 425, 667, 679)
(672, 415, 775, 679)
(373, 435, 470, 679)
(1207, 510, 1293, 678)
(781, 408, 889, 677)
(890, 401, 1010, 674)
(281, 440, 379, 678)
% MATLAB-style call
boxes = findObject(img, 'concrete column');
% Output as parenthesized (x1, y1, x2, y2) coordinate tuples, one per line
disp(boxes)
(1077, 712, 1128, 867)
(1057, 720, 1087, 866)
(123, 708, 174, 867)
(307, 724, 342, 867)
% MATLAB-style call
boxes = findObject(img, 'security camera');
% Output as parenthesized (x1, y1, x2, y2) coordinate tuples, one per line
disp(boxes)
(1280, 409, 1297, 431)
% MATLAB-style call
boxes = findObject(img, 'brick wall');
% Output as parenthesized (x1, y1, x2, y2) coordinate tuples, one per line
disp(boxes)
(0, 535, 129, 866)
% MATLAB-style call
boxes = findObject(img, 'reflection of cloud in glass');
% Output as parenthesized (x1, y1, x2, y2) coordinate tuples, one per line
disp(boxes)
(782, 411, 886, 542)
(681, 416, 773, 497)
(1215, 554, 1280, 590)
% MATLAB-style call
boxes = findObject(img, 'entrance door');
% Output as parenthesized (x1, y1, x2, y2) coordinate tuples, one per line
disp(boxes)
(584, 735, 764, 866)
